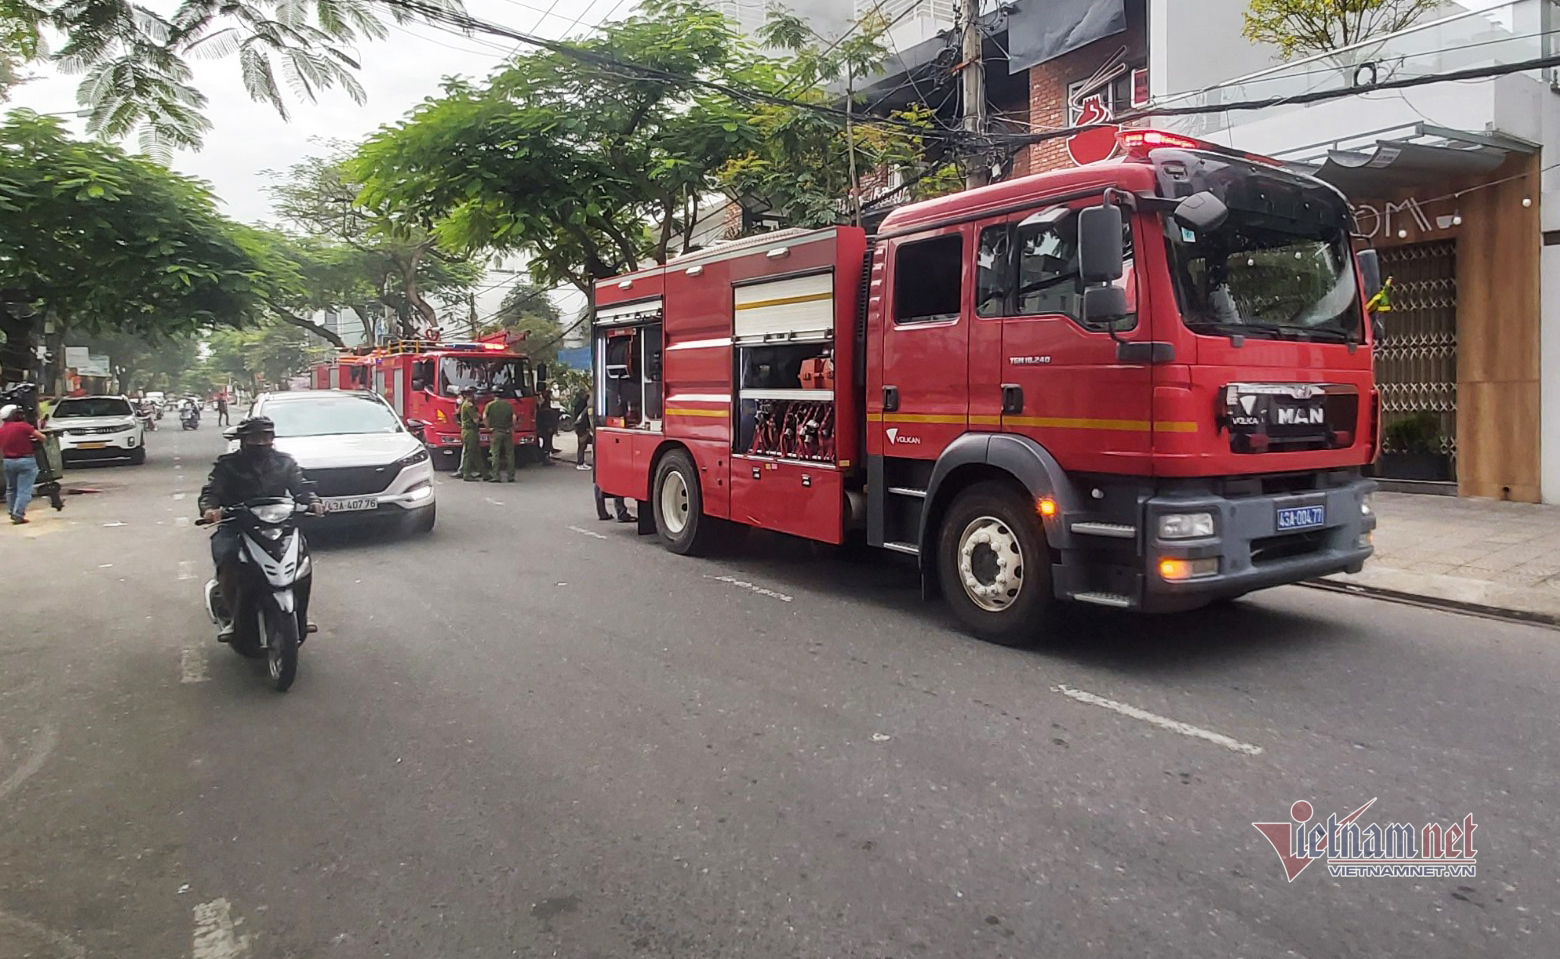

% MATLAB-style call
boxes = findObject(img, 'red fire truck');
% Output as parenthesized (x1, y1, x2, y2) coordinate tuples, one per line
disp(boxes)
(311, 335, 545, 470)
(592, 130, 1382, 644)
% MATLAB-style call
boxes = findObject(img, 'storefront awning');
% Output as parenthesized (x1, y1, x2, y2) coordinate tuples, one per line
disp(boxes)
(1279, 124, 1535, 194)
(1008, 0, 1126, 74)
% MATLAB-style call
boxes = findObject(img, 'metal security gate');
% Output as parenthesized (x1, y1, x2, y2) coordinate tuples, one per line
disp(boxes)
(1376, 240, 1457, 477)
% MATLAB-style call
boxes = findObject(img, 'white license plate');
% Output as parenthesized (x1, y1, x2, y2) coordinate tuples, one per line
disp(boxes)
(1276, 505, 1326, 531)
(323, 496, 379, 513)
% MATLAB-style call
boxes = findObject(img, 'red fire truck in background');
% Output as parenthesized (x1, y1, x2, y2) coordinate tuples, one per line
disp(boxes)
(592, 129, 1383, 644)
(311, 332, 545, 471)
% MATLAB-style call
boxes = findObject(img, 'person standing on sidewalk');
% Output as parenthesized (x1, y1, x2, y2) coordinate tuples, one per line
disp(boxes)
(484, 394, 516, 482)
(1, 404, 46, 525)
(536, 393, 558, 464)
(573, 389, 593, 470)
(456, 387, 489, 482)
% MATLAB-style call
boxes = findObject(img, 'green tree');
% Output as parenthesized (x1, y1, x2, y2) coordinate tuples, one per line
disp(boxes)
(2, 0, 464, 152)
(266, 146, 480, 336)
(1242, 0, 1442, 60)
(0, 111, 267, 380)
(482, 281, 565, 366)
(205, 320, 325, 393)
(79, 329, 201, 395)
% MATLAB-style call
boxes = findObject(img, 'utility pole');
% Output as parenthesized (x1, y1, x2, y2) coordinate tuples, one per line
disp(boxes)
(846, 63, 863, 226)
(960, 0, 989, 188)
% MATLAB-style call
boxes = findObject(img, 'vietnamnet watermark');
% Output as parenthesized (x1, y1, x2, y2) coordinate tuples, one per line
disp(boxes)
(1253, 799, 1478, 881)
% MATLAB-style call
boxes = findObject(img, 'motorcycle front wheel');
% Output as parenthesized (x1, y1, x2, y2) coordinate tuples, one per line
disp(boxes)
(261, 604, 299, 692)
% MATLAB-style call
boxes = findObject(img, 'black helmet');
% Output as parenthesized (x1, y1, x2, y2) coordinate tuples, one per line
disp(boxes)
(233, 416, 276, 438)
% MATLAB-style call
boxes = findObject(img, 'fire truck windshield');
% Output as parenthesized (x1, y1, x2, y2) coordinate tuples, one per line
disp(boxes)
(438, 356, 531, 398)
(1165, 215, 1361, 342)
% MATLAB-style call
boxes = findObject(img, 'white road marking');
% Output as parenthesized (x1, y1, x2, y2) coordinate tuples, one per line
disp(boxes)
(173, 492, 186, 501)
(192, 898, 250, 959)
(0, 724, 58, 802)
(175, 516, 191, 527)
(566, 525, 607, 540)
(180, 648, 210, 684)
(484, 498, 506, 506)
(1054, 685, 1263, 756)
(178, 560, 196, 581)
(706, 574, 793, 603)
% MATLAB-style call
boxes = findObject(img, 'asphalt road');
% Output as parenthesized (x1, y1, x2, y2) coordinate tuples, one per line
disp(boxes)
(2, 426, 1555, 958)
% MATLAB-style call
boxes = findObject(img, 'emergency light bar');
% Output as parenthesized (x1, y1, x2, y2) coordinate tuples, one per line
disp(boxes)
(1117, 129, 1283, 167)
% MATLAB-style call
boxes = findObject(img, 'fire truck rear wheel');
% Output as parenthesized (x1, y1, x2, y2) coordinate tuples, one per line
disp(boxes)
(937, 482, 1055, 646)
(653, 450, 717, 556)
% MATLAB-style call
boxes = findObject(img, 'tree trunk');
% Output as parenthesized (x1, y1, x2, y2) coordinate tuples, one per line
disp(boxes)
(400, 246, 440, 335)
(266, 300, 347, 349)
(0, 309, 36, 384)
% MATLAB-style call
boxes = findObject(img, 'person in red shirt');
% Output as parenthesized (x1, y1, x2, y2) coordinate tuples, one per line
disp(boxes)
(0, 404, 46, 524)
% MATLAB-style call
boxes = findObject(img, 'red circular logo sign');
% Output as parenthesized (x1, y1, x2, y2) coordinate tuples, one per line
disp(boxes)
(1067, 95, 1120, 166)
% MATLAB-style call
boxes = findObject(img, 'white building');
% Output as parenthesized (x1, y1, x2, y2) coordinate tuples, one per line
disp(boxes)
(1146, 0, 1560, 503)
(859, 0, 957, 51)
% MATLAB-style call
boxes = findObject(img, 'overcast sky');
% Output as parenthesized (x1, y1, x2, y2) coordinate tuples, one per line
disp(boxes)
(7, 0, 854, 320)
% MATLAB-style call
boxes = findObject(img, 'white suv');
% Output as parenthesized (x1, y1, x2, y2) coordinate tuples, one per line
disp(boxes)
(245, 390, 436, 534)
(51, 396, 147, 464)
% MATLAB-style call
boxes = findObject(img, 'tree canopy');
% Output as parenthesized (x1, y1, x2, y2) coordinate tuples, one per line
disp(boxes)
(1242, 0, 1442, 60)
(2, 0, 465, 153)
(0, 111, 269, 378)
(352, 0, 954, 296)
(482, 280, 566, 366)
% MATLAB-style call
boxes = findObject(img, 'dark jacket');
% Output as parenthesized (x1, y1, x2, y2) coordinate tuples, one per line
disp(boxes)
(199, 449, 319, 513)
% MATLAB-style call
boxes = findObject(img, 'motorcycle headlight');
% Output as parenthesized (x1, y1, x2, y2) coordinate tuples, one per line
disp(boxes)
(251, 503, 295, 524)
(396, 448, 431, 469)
(260, 527, 284, 541)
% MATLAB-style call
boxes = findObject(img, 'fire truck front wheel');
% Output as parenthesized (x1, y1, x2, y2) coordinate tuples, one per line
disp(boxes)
(653, 450, 719, 556)
(936, 482, 1056, 646)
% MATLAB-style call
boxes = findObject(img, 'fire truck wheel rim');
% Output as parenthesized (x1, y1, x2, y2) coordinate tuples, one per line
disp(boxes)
(660, 469, 691, 535)
(957, 516, 1023, 613)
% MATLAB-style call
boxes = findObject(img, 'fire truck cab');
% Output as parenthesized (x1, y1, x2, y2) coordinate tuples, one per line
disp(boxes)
(313, 338, 544, 471)
(593, 130, 1380, 644)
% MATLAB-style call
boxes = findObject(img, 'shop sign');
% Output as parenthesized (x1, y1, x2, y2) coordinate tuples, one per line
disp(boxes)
(1353, 196, 1461, 241)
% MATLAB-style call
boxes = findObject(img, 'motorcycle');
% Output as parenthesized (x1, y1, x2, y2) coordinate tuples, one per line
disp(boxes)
(138, 405, 157, 431)
(180, 406, 200, 430)
(199, 496, 316, 692)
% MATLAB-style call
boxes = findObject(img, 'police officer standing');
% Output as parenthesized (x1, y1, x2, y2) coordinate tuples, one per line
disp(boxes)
(484, 393, 516, 483)
(456, 387, 489, 482)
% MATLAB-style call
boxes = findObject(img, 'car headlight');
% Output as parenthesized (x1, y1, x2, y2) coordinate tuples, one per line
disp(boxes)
(407, 483, 434, 502)
(251, 503, 295, 524)
(396, 448, 431, 469)
(1158, 512, 1215, 539)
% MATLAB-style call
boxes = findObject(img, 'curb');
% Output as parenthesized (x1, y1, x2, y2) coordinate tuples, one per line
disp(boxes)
(1301, 578, 1560, 630)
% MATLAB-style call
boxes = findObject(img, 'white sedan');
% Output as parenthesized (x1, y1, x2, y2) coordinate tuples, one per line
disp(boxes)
(51, 395, 147, 464)
(243, 391, 436, 534)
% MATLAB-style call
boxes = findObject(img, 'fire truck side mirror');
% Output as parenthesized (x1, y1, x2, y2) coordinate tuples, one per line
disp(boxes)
(1172, 191, 1229, 234)
(1078, 205, 1125, 283)
(1357, 248, 1383, 300)
(1083, 286, 1129, 329)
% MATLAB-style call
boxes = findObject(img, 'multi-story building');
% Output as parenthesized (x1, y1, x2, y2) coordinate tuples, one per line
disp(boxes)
(858, 0, 958, 50)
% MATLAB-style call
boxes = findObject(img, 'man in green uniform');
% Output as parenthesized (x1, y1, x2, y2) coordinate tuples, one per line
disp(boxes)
(456, 387, 489, 482)
(484, 393, 516, 482)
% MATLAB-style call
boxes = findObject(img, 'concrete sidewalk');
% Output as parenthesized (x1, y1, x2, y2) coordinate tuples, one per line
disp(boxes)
(1325, 492, 1560, 625)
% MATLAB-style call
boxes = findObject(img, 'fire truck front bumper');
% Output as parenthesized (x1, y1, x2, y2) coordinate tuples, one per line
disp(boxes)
(1056, 477, 1377, 612)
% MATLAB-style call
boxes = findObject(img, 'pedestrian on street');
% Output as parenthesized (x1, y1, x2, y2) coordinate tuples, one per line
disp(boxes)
(216, 394, 230, 427)
(456, 387, 489, 482)
(1, 404, 46, 525)
(595, 484, 632, 523)
(574, 389, 593, 470)
(484, 394, 516, 483)
(537, 393, 558, 464)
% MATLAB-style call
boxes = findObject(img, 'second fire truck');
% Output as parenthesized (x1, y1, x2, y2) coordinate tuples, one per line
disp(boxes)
(591, 129, 1382, 644)
(312, 335, 545, 470)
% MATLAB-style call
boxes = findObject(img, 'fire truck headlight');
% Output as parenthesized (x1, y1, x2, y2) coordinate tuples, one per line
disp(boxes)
(1158, 512, 1215, 539)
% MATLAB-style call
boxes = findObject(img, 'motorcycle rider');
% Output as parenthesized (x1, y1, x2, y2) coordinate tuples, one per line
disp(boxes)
(199, 417, 323, 638)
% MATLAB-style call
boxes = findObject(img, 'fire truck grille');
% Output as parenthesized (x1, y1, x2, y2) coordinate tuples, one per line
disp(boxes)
(308, 466, 395, 498)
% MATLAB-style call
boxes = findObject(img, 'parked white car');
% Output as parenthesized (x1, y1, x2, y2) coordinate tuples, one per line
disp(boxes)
(242, 391, 436, 534)
(51, 395, 147, 464)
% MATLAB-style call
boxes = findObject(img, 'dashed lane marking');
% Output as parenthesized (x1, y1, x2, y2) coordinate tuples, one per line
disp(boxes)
(1054, 684, 1264, 756)
(178, 560, 196, 581)
(175, 516, 191, 528)
(180, 648, 210, 684)
(173, 492, 186, 501)
(192, 898, 250, 959)
(706, 574, 793, 603)
(566, 525, 608, 541)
